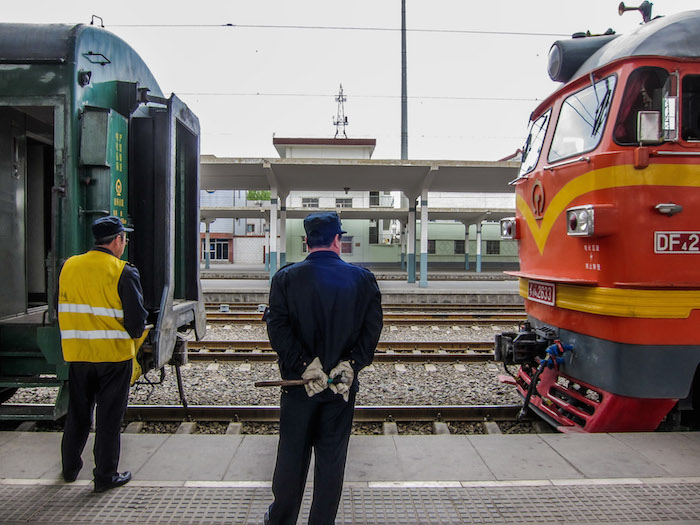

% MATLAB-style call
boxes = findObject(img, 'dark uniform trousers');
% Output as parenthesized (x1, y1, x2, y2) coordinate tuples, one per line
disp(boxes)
(61, 360, 132, 484)
(269, 387, 357, 525)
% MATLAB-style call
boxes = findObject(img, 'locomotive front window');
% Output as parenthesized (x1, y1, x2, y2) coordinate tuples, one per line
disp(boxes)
(518, 109, 551, 177)
(681, 75, 700, 141)
(548, 75, 616, 162)
(614, 67, 670, 145)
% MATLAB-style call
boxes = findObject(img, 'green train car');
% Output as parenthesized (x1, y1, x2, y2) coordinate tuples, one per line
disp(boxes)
(0, 23, 206, 419)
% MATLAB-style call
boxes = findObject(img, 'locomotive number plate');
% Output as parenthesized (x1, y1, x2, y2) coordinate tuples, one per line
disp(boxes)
(527, 280, 556, 306)
(654, 231, 700, 254)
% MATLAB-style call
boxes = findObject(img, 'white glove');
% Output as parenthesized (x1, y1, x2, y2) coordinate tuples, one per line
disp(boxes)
(301, 357, 329, 397)
(329, 360, 354, 402)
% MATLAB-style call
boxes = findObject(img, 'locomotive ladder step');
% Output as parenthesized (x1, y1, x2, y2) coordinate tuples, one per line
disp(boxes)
(0, 404, 56, 421)
(0, 376, 63, 388)
(0, 351, 44, 358)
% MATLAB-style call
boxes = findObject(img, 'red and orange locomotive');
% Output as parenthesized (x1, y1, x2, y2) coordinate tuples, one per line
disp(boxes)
(496, 6, 700, 432)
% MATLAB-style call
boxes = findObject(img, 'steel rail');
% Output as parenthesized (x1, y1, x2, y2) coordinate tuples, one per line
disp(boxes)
(123, 404, 523, 422)
(206, 302, 524, 311)
(186, 340, 496, 362)
(205, 314, 525, 325)
(187, 351, 494, 363)
(188, 340, 494, 351)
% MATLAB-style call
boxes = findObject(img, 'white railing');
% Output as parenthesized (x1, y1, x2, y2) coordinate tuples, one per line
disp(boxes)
(370, 195, 394, 207)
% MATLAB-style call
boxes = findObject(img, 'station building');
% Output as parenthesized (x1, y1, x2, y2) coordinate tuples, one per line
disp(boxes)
(199, 137, 519, 283)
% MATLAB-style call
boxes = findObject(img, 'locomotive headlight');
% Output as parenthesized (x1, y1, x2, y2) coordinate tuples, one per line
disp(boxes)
(500, 217, 518, 239)
(566, 205, 595, 237)
(566, 204, 617, 238)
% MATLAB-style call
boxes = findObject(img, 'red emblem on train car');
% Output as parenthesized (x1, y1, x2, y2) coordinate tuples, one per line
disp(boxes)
(531, 180, 545, 219)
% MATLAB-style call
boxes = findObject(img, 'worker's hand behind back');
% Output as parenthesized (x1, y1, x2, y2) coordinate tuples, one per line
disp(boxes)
(329, 360, 354, 402)
(302, 357, 329, 397)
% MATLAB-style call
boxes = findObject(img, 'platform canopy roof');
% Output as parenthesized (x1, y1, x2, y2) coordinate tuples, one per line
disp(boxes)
(200, 156, 519, 198)
(199, 206, 515, 225)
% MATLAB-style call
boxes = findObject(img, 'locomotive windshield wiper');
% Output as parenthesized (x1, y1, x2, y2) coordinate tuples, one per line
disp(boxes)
(591, 78, 613, 136)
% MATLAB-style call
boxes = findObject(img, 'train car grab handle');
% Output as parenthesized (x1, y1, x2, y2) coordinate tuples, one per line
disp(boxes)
(543, 156, 590, 171)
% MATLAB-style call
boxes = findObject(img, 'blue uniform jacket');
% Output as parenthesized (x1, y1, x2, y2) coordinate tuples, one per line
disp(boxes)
(266, 250, 383, 390)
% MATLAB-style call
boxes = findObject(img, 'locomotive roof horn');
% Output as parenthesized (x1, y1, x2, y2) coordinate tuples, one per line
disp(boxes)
(618, 1, 653, 23)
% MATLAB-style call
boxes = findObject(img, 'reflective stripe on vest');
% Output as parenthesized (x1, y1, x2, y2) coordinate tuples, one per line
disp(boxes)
(58, 304, 124, 318)
(58, 250, 135, 363)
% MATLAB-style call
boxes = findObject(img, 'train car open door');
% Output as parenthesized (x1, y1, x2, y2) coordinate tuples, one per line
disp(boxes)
(0, 108, 28, 319)
(0, 103, 67, 417)
(130, 94, 206, 371)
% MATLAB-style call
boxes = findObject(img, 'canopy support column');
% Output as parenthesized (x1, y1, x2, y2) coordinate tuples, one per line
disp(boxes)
(419, 190, 429, 288)
(407, 203, 416, 283)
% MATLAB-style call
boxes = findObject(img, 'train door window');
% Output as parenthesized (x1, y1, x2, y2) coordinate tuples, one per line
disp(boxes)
(549, 75, 616, 162)
(427, 240, 436, 254)
(454, 240, 465, 254)
(301, 237, 308, 253)
(681, 75, 700, 141)
(614, 67, 669, 145)
(486, 240, 500, 255)
(518, 109, 551, 177)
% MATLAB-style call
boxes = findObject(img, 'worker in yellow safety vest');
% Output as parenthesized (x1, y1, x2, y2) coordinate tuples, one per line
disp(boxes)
(58, 215, 147, 493)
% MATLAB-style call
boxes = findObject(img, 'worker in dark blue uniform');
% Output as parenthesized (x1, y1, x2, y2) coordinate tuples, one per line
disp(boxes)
(264, 212, 383, 525)
(58, 216, 147, 493)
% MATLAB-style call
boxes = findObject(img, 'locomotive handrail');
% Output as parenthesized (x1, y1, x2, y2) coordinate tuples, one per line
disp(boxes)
(653, 150, 700, 157)
(543, 156, 590, 171)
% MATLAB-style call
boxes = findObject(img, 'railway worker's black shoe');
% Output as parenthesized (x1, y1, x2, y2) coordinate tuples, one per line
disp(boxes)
(62, 471, 78, 483)
(94, 471, 132, 493)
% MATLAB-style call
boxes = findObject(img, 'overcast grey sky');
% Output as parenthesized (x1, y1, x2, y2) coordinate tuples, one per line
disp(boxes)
(6, 1, 699, 160)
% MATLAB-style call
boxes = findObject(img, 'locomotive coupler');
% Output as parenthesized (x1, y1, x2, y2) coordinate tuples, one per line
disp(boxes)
(517, 340, 574, 420)
(494, 322, 557, 365)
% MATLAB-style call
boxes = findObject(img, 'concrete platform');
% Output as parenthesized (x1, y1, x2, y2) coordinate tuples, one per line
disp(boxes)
(1, 431, 699, 523)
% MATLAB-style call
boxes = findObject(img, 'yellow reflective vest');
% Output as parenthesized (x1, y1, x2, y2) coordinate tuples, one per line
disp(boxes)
(58, 250, 136, 363)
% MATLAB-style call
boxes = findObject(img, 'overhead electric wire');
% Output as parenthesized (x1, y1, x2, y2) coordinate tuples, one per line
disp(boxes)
(178, 92, 540, 102)
(107, 22, 568, 38)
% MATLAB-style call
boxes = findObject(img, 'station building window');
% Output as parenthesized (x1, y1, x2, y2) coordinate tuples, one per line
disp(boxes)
(336, 198, 352, 208)
(369, 220, 379, 244)
(341, 236, 353, 254)
(486, 240, 500, 255)
(454, 240, 465, 254)
(201, 239, 229, 261)
(246, 223, 255, 234)
(302, 197, 319, 208)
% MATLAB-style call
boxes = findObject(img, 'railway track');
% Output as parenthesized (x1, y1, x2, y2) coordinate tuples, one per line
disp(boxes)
(187, 340, 496, 362)
(206, 302, 525, 313)
(205, 312, 525, 325)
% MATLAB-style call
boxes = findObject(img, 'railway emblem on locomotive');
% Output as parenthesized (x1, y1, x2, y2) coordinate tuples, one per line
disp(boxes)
(115, 178, 122, 196)
(531, 180, 545, 219)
